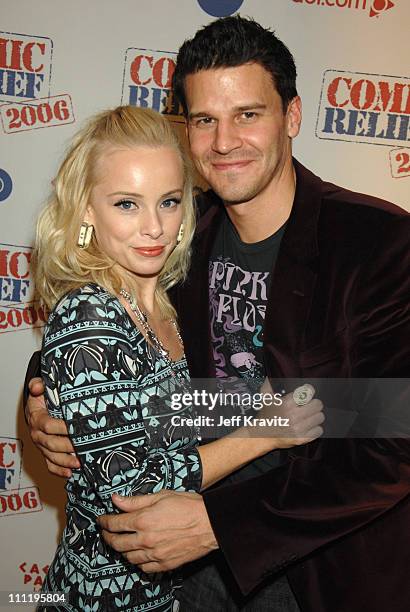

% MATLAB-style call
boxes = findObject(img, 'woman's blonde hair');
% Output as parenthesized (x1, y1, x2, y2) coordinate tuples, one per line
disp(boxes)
(33, 106, 195, 317)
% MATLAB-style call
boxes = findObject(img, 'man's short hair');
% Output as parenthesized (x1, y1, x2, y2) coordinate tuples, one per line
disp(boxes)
(173, 15, 298, 116)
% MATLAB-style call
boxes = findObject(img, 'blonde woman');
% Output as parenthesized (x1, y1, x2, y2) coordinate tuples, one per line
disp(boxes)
(33, 106, 323, 611)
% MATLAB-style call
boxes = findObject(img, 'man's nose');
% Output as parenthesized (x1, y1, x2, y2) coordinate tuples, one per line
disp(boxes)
(212, 120, 242, 155)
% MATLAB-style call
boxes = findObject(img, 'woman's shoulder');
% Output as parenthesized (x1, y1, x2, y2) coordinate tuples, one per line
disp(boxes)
(46, 283, 127, 334)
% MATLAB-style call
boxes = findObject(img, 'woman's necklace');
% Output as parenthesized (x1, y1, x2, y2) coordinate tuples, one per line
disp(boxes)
(119, 288, 183, 363)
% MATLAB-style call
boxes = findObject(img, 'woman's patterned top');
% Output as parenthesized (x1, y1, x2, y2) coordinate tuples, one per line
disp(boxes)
(40, 284, 202, 612)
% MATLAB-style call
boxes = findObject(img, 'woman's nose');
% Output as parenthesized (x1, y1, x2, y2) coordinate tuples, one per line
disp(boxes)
(140, 209, 163, 239)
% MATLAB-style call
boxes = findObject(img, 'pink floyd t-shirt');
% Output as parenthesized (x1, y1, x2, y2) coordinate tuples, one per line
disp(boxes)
(209, 212, 286, 480)
(209, 211, 285, 390)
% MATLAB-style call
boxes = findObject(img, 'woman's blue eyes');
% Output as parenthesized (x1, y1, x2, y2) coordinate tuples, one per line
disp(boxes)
(114, 198, 181, 210)
(114, 199, 135, 210)
(161, 198, 181, 208)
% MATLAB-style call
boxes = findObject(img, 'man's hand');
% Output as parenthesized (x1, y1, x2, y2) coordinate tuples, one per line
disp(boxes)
(26, 377, 79, 477)
(255, 379, 324, 447)
(98, 491, 218, 573)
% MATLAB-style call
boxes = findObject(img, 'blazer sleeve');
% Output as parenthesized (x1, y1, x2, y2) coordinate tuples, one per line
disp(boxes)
(42, 290, 202, 513)
(202, 213, 410, 595)
(23, 351, 41, 415)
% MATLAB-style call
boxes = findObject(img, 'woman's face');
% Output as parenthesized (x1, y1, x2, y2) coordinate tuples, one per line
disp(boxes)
(86, 145, 184, 281)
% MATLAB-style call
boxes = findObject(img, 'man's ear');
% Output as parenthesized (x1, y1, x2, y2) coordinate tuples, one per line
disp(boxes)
(287, 96, 302, 139)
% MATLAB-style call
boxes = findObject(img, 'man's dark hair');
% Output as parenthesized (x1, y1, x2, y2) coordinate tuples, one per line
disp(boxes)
(173, 15, 298, 116)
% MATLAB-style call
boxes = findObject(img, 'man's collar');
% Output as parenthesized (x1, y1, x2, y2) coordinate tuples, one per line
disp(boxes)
(280, 158, 322, 263)
(194, 158, 323, 262)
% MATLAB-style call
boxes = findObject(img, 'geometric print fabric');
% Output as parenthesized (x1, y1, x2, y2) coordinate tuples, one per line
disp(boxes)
(40, 284, 202, 611)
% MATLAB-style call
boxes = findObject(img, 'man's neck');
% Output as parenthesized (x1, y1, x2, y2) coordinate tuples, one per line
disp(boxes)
(224, 160, 296, 244)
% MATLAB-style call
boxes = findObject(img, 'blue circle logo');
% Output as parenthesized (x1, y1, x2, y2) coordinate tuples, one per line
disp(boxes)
(0, 169, 13, 202)
(197, 0, 244, 17)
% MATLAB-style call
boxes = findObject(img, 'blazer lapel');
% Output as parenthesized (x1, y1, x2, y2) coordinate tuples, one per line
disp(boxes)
(264, 160, 322, 378)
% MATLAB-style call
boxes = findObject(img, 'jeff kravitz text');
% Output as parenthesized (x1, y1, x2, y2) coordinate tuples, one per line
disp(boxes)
(171, 414, 290, 428)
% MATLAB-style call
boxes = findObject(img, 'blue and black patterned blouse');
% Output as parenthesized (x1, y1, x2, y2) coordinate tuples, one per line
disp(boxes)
(40, 284, 202, 611)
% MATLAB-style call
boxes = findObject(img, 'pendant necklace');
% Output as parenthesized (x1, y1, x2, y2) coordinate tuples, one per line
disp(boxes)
(119, 289, 184, 370)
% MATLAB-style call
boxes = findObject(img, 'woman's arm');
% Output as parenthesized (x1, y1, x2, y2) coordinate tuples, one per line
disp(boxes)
(34, 315, 323, 491)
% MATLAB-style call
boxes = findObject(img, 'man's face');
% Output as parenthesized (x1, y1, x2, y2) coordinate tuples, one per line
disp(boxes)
(185, 63, 301, 205)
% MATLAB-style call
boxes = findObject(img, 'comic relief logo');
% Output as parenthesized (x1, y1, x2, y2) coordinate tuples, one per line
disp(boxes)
(122, 49, 183, 123)
(292, 0, 395, 18)
(316, 71, 410, 147)
(0, 243, 48, 334)
(0, 436, 42, 518)
(0, 244, 32, 303)
(0, 437, 22, 490)
(19, 562, 49, 589)
(0, 168, 13, 202)
(0, 32, 53, 103)
(197, 0, 244, 17)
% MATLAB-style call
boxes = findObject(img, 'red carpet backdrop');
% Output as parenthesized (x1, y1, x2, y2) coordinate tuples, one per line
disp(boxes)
(1, 0, 409, 606)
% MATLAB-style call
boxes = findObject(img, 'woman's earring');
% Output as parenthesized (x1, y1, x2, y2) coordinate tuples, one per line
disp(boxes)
(176, 224, 184, 244)
(77, 222, 94, 249)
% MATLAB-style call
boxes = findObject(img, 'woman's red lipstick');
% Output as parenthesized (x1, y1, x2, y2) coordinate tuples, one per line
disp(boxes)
(133, 246, 165, 257)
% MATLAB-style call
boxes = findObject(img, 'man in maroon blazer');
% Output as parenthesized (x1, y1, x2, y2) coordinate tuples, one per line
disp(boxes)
(26, 16, 410, 612)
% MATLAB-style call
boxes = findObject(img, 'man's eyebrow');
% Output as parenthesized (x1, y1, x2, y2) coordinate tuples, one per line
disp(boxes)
(188, 111, 212, 120)
(188, 103, 267, 120)
(235, 103, 267, 112)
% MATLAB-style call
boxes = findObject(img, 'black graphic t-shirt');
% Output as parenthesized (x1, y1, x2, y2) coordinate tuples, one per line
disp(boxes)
(209, 212, 286, 480)
(210, 212, 285, 389)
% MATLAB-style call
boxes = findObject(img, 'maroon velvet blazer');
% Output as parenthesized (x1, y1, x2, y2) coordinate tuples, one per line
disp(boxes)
(173, 160, 410, 612)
